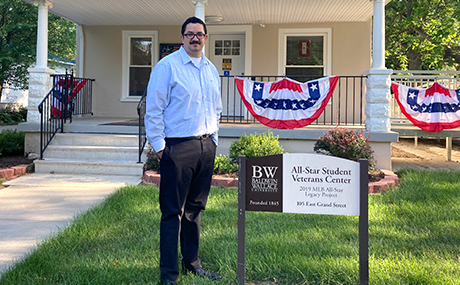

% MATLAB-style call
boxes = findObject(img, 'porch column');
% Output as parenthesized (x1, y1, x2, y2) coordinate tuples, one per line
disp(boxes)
(192, 0, 207, 21)
(27, 0, 54, 123)
(76, 24, 85, 78)
(365, 0, 392, 133)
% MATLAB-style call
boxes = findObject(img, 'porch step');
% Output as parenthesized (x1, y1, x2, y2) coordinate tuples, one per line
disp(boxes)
(45, 145, 139, 161)
(34, 159, 144, 176)
(36, 133, 147, 177)
(51, 133, 138, 146)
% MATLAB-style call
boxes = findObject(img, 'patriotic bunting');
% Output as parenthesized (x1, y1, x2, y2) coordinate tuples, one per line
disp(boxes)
(51, 78, 88, 117)
(235, 76, 339, 129)
(391, 82, 460, 132)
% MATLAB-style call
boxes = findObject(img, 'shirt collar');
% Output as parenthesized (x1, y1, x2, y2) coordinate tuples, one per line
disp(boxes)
(179, 46, 209, 66)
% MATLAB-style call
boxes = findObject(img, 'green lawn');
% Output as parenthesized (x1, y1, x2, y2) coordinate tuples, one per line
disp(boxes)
(1, 169, 460, 284)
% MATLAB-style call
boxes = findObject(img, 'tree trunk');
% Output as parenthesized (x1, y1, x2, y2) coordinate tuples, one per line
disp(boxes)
(408, 48, 422, 70)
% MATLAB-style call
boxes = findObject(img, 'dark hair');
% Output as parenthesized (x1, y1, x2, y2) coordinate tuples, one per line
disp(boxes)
(181, 16, 207, 35)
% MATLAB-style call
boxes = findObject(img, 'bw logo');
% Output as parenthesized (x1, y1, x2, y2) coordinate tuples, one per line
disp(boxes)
(252, 165, 278, 179)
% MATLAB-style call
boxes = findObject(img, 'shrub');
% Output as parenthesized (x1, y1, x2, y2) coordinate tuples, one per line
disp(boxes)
(213, 154, 238, 175)
(144, 146, 160, 172)
(144, 132, 284, 175)
(0, 129, 25, 156)
(0, 105, 27, 124)
(313, 127, 375, 171)
(229, 131, 284, 162)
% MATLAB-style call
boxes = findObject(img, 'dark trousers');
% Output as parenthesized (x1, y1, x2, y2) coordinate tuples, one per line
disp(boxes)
(159, 137, 216, 281)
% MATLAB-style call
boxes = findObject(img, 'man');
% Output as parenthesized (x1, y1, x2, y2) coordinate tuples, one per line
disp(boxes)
(145, 16, 223, 285)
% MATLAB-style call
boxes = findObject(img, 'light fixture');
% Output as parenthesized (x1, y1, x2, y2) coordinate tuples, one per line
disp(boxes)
(205, 15, 224, 24)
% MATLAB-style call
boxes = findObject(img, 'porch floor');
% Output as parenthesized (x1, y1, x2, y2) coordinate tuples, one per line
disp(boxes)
(64, 116, 370, 138)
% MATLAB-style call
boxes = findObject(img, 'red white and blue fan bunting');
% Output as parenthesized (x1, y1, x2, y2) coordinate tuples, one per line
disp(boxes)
(235, 76, 339, 129)
(391, 82, 460, 132)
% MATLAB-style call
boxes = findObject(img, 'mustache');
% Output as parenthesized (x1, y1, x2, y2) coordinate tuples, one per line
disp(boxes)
(190, 40, 201, 45)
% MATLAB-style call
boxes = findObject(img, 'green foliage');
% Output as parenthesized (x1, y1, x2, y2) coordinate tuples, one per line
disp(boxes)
(144, 146, 160, 172)
(0, 105, 27, 124)
(314, 127, 375, 171)
(213, 154, 238, 175)
(0, 129, 24, 156)
(385, 0, 460, 70)
(229, 131, 284, 163)
(0, 0, 76, 91)
(144, 132, 283, 175)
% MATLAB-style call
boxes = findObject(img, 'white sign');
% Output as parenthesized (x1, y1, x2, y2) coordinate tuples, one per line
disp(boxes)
(282, 153, 360, 216)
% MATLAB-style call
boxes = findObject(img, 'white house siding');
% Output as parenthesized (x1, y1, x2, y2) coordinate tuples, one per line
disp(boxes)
(81, 21, 372, 118)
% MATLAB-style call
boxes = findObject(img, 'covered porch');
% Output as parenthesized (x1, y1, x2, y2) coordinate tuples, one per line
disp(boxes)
(19, 0, 397, 174)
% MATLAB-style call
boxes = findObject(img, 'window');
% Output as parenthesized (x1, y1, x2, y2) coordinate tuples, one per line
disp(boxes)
(279, 28, 331, 81)
(214, 39, 240, 56)
(122, 31, 158, 100)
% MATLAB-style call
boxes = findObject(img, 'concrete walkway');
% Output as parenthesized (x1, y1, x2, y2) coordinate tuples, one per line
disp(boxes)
(0, 173, 142, 276)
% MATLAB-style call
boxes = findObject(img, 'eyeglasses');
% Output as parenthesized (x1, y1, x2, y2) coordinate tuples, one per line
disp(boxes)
(183, 32, 206, 39)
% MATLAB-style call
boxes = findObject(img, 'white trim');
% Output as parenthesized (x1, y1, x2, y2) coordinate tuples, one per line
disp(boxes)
(278, 28, 332, 76)
(206, 25, 252, 76)
(122, 30, 158, 100)
(76, 24, 84, 78)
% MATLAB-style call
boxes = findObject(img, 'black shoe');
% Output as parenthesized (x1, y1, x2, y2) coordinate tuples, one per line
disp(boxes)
(160, 279, 177, 285)
(188, 267, 222, 280)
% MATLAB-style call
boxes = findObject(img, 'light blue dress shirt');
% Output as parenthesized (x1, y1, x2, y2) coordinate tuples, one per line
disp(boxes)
(145, 46, 222, 152)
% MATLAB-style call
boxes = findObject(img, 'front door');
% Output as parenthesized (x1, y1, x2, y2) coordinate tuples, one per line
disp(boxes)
(209, 34, 246, 119)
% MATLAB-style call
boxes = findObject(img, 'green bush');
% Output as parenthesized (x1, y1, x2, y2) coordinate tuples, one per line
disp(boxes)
(0, 129, 25, 156)
(144, 132, 284, 175)
(144, 146, 160, 172)
(229, 131, 284, 162)
(0, 105, 27, 124)
(213, 154, 238, 175)
(313, 127, 375, 171)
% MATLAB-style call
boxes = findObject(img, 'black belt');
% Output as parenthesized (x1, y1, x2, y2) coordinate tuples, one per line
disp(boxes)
(168, 134, 211, 140)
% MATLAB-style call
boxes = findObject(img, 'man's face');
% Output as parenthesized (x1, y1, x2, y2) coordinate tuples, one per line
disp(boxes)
(181, 23, 208, 58)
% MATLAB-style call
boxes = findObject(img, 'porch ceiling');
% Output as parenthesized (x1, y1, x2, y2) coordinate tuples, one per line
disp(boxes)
(22, 0, 391, 26)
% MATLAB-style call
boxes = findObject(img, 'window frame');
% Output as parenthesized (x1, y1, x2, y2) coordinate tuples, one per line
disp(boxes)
(121, 30, 159, 101)
(278, 28, 332, 77)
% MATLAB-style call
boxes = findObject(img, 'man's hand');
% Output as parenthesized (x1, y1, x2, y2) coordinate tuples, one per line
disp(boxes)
(155, 150, 164, 160)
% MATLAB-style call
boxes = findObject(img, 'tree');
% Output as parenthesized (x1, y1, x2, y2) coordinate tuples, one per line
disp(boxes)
(0, 0, 76, 95)
(385, 0, 460, 70)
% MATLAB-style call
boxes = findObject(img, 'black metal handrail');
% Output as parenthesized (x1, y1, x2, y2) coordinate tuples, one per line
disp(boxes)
(38, 71, 95, 159)
(219, 75, 366, 125)
(137, 90, 147, 163)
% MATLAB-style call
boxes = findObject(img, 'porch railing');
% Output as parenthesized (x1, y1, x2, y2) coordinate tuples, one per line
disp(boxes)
(137, 75, 366, 162)
(390, 70, 460, 120)
(220, 75, 366, 125)
(38, 72, 95, 159)
(137, 90, 147, 163)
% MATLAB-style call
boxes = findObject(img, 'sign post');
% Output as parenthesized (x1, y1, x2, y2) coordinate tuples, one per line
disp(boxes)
(237, 155, 246, 285)
(237, 153, 369, 285)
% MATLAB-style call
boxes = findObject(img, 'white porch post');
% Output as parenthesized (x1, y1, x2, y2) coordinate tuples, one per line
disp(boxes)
(365, 0, 393, 133)
(76, 24, 85, 78)
(27, 0, 54, 123)
(192, 0, 207, 53)
(192, 0, 207, 21)
(364, 0, 397, 171)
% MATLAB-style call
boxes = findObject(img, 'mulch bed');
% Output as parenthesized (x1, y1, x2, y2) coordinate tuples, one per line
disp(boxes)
(0, 155, 35, 169)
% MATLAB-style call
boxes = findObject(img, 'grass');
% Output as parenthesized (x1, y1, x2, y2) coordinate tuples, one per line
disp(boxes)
(1, 169, 460, 284)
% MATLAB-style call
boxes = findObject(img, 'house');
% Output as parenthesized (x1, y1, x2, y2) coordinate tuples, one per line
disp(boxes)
(19, 0, 397, 176)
